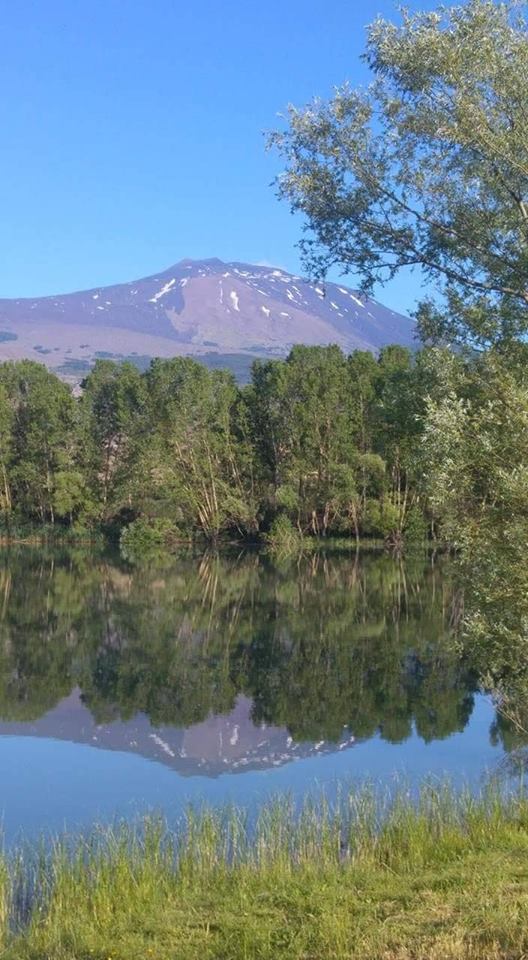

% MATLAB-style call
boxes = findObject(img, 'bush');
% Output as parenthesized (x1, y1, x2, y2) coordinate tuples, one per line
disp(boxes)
(119, 518, 178, 562)
(363, 497, 401, 538)
(265, 515, 306, 556)
(404, 505, 428, 545)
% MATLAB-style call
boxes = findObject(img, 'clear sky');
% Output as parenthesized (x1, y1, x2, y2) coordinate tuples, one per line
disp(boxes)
(0, 0, 439, 312)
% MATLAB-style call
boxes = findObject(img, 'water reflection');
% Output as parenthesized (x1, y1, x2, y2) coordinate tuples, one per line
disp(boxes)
(0, 547, 490, 774)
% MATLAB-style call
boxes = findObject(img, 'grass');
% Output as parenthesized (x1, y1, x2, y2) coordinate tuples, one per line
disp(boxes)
(2, 784, 528, 958)
(0, 523, 105, 546)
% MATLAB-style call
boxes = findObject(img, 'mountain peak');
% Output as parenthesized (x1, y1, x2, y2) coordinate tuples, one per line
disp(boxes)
(0, 259, 416, 382)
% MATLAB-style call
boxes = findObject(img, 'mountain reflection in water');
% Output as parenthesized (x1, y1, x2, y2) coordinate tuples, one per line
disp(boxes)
(0, 546, 498, 776)
(0, 689, 357, 776)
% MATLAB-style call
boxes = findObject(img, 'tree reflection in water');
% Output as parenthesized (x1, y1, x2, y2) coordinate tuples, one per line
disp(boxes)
(0, 548, 491, 753)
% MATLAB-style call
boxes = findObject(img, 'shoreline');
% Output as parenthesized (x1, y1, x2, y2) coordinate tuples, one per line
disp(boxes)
(2, 785, 528, 958)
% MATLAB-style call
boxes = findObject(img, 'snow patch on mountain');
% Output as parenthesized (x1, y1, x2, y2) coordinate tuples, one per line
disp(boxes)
(149, 278, 176, 303)
(0, 257, 416, 380)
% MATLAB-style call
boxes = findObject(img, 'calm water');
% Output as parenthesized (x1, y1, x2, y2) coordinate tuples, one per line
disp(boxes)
(0, 547, 514, 842)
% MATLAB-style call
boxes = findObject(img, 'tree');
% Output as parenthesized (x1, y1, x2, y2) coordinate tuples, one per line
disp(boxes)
(271, 0, 528, 349)
(423, 353, 528, 547)
(143, 357, 257, 539)
(79, 361, 146, 522)
(249, 346, 359, 535)
(347, 350, 379, 456)
(422, 352, 528, 726)
(0, 384, 13, 524)
(0, 361, 78, 524)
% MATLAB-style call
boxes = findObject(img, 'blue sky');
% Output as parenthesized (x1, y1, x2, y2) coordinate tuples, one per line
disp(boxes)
(0, 0, 439, 312)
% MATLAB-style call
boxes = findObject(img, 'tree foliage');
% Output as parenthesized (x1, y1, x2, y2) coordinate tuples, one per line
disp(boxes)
(422, 351, 528, 728)
(0, 349, 453, 546)
(270, 0, 528, 348)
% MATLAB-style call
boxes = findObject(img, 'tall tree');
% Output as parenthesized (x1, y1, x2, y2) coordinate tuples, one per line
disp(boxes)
(423, 353, 528, 726)
(271, 0, 528, 349)
(250, 346, 358, 535)
(0, 361, 78, 524)
(144, 357, 257, 539)
(79, 361, 146, 522)
(0, 384, 13, 524)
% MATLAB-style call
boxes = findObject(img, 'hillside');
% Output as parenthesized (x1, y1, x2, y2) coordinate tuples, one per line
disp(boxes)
(0, 258, 416, 380)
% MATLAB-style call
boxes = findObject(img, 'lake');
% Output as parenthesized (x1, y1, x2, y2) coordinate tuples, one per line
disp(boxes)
(0, 546, 514, 843)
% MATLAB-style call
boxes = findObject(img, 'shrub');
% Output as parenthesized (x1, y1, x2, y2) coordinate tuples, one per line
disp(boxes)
(265, 515, 306, 556)
(404, 505, 428, 545)
(119, 518, 178, 562)
(363, 497, 400, 538)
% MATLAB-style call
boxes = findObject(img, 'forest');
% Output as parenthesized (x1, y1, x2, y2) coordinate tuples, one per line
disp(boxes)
(0, 342, 502, 552)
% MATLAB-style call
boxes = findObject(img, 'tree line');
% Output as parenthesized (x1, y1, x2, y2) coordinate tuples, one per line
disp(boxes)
(0, 344, 469, 547)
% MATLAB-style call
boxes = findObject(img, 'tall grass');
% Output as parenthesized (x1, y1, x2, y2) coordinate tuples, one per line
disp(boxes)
(3, 783, 528, 958)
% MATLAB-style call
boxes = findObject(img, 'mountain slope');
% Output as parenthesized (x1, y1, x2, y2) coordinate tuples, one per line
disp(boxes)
(0, 258, 416, 379)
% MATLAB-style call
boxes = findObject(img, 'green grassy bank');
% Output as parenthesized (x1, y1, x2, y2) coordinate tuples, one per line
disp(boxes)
(3, 786, 528, 959)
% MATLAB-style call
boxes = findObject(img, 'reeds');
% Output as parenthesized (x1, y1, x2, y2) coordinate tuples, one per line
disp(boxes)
(2, 781, 528, 958)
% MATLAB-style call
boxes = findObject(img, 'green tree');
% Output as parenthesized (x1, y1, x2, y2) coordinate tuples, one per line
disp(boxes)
(0, 384, 13, 524)
(0, 361, 78, 525)
(249, 346, 358, 535)
(143, 357, 257, 539)
(271, 0, 528, 349)
(79, 361, 146, 522)
(422, 352, 528, 728)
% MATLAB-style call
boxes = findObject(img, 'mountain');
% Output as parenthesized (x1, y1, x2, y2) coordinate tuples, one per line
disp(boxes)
(0, 258, 416, 382)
